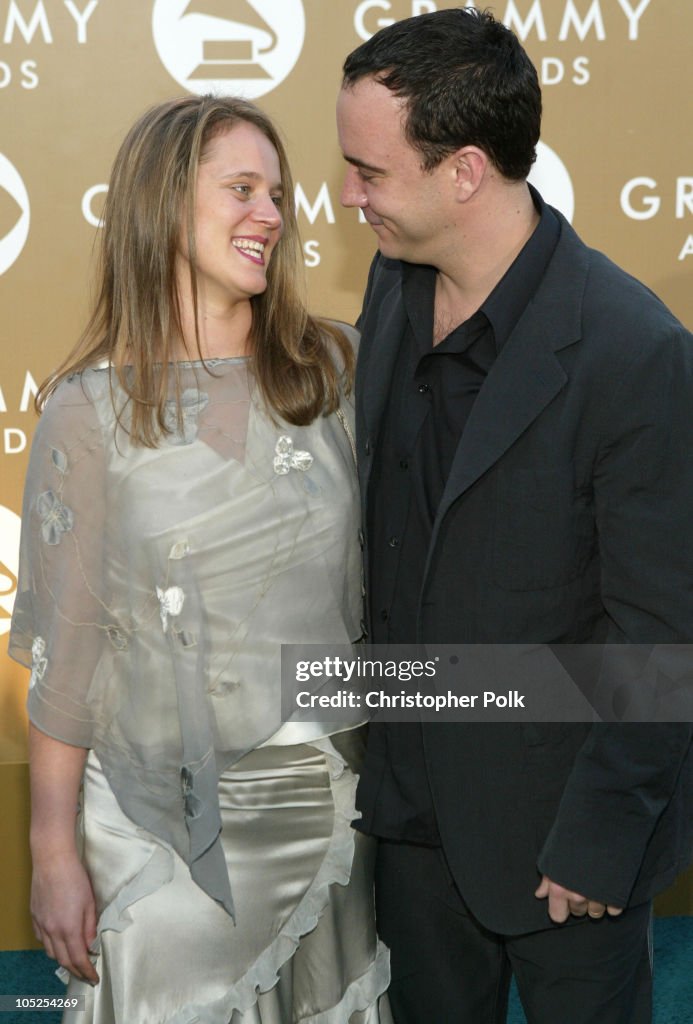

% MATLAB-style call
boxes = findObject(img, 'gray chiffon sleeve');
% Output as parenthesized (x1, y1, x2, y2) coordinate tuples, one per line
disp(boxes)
(10, 376, 107, 748)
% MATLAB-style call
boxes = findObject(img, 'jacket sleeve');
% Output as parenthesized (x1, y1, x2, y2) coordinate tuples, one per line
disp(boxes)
(538, 318, 693, 905)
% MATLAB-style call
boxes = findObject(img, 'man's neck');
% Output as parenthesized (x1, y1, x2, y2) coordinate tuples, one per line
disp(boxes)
(433, 181, 539, 341)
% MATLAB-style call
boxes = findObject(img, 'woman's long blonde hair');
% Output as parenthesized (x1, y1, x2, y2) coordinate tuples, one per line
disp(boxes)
(38, 95, 353, 445)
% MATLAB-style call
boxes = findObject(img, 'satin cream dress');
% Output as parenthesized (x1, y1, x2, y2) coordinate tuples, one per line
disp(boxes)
(10, 346, 391, 1023)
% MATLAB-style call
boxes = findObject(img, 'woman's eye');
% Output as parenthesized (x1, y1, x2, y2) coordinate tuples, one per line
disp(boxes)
(271, 195, 283, 208)
(232, 184, 251, 196)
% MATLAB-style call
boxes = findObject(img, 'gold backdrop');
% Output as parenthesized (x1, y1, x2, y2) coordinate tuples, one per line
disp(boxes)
(1, 1, 692, 948)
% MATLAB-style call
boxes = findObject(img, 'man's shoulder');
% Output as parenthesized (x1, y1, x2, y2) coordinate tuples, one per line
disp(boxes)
(584, 249, 689, 356)
(550, 212, 690, 349)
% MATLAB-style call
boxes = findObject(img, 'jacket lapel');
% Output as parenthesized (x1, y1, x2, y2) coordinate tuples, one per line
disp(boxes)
(429, 213, 589, 542)
(355, 259, 408, 615)
(357, 277, 407, 440)
(437, 322, 568, 512)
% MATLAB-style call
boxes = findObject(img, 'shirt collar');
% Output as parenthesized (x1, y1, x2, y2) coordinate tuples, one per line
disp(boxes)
(483, 185, 559, 353)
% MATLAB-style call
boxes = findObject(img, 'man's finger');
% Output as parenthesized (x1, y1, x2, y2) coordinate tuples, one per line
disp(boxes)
(548, 892, 570, 924)
(534, 877, 549, 899)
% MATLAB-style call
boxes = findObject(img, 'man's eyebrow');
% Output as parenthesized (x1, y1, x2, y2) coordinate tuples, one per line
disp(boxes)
(343, 155, 386, 175)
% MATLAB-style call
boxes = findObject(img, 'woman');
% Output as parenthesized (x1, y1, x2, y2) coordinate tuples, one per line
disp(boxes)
(10, 95, 390, 1023)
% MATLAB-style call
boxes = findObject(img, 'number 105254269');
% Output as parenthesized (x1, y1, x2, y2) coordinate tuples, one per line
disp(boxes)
(0, 995, 85, 1010)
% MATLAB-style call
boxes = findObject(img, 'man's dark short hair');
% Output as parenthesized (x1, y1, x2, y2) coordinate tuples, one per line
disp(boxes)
(342, 7, 541, 180)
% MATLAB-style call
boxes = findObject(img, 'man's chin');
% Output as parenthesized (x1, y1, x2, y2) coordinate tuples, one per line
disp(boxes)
(373, 234, 401, 259)
(376, 238, 419, 263)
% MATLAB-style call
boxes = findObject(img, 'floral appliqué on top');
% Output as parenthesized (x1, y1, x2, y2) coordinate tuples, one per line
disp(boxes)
(29, 636, 48, 690)
(163, 389, 209, 445)
(156, 585, 185, 633)
(273, 436, 314, 475)
(36, 490, 74, 545)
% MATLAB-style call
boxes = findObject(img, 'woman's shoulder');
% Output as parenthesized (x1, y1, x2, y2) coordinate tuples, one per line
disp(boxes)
(46, 361, 111, 401)
(322, 319, 360, 356)
(317, 319, 360, 388)
(37, 365, 113, 440)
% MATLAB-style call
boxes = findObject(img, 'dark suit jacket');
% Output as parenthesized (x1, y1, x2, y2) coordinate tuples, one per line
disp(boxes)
(355, 209, 693, 935)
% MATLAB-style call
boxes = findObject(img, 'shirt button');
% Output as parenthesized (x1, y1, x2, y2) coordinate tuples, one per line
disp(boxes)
(364, 438, 372, 455)
(399, 459, 409, 470)
(388, 536, 399, 548)
(418, 383, 430, 394)
(358, 528, 365, 549)
(380, 608, 389, 622)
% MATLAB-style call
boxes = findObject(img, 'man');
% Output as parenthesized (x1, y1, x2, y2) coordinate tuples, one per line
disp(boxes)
(336, 8, 693, 1023)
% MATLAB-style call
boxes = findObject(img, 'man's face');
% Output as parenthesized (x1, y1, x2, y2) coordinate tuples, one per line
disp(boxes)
(337, 76, 455, 265)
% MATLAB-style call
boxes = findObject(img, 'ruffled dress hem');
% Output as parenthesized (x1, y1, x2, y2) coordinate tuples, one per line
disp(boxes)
(60, 739, 390, 1023)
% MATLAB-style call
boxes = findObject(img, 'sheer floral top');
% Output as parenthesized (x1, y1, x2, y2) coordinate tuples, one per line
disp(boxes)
(9, 337, 362, 917)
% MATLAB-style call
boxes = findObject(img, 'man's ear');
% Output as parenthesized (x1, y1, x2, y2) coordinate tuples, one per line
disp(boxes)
(451, 146, 488, 201)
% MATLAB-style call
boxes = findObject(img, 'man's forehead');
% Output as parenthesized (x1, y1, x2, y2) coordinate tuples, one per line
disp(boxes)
(338, 79, 408, 141)
(340, 75, 406, 110)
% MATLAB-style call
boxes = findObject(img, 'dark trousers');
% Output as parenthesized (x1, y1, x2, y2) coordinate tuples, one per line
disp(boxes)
(375, 840, 653, 1024)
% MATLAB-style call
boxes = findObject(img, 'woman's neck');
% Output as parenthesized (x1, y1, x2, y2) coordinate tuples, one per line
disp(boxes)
(173, 297, 253, 361)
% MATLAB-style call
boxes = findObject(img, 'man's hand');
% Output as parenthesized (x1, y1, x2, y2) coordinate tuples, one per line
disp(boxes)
(535, 874, 624, 924)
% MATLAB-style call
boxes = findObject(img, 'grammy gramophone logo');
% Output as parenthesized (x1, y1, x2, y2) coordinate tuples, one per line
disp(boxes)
(152, 0, 306, 99)
(186, 0, 277, 81)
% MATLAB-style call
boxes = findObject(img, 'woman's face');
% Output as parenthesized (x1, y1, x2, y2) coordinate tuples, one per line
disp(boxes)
(178, 121, 284, 313)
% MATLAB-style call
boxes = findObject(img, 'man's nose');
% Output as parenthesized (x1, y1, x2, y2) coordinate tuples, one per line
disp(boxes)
(340, 166, 367, 208)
